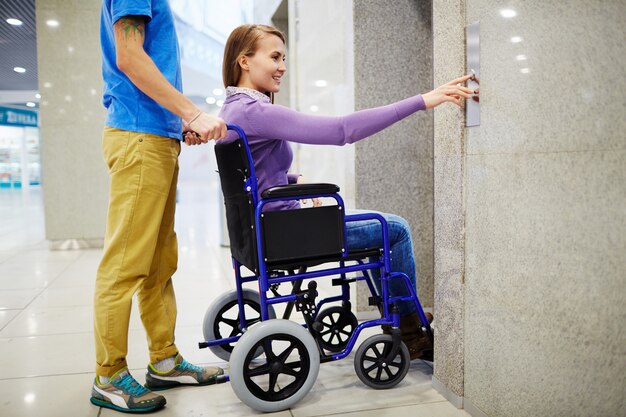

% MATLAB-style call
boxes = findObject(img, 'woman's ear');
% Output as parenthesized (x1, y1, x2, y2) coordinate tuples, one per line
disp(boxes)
(238, 55, 249, 71)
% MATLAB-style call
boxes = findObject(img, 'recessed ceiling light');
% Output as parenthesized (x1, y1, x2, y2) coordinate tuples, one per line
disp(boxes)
(510, 36, 523, 43)
(13, 67, 26, 73)
(309, 105, 319, 112)
(216, 100, 224, 107)
(26, 102, 36, 107)
(205, 97, 217, 105)
(516, 54, 527, 61)
(520, 68, 530, 74)
(46, 19, 60, 27)
(500, 9, 517, 18)
(35, 93, 41, 99)
(6, 18, 23, 26)
(212, 88, 224, 96)
(314, 80, 328, 87)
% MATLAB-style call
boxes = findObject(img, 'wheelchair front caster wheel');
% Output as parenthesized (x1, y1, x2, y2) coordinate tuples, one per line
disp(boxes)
(314, 305, 358, 352)
(229, 319, 320, 412)
(354, 334, 410, 389)
(203, 289, 276, 361)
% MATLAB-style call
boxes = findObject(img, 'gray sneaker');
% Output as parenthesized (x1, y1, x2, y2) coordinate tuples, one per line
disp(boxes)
(145, 354, 225, 390)
(90, 368, 166, 413)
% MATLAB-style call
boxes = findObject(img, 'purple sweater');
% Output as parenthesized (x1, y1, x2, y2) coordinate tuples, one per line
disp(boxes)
(218, 87, 426, 211)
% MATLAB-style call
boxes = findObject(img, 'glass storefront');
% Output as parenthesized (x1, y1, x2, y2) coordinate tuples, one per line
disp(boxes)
(0, 107, 40, 188)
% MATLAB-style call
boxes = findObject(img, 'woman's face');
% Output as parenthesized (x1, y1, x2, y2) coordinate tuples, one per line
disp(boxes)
(241, 34, 286, 93)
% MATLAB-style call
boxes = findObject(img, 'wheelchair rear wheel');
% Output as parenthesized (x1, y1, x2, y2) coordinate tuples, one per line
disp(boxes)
(314, 305, 358, 352)
(203, 289, 276, 361)
(354, 334, 410, 389)
(229, 319, 320, 412)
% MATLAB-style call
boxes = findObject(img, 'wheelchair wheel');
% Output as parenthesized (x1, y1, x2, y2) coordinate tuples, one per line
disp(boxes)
(354, 334, 410, 389)
(229, 319, 320, 412)
(314, 305, 358, 352)
(202, 289, 276, 361)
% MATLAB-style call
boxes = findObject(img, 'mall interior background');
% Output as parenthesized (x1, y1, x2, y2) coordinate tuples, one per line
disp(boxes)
(0, 0, 624, 416)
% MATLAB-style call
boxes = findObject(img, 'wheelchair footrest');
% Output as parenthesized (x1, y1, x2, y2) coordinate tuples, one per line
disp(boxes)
(295, 281, 318, 316)
(332, 277, 356, 286)
(368, 296, 382, 307)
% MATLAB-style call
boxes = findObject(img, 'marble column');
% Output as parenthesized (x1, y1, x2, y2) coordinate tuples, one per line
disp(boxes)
(36, 0, 108, 247)
(431, 0, 467, 405)
(433, 0, 626, 415)
(353, 0, 434, 311)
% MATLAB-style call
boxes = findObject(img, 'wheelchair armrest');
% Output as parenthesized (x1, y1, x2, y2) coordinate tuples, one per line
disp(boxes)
(261, 183, 340, 199)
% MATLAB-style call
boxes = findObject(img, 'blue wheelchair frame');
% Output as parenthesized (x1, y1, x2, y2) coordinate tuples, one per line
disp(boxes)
(200, 124, 432, 361)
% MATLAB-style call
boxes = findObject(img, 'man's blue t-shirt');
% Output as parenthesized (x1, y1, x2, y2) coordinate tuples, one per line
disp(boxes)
(100, 0, 182, 140)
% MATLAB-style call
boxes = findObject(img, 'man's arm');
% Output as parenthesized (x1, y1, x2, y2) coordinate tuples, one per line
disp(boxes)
(113, 16, 226, 142)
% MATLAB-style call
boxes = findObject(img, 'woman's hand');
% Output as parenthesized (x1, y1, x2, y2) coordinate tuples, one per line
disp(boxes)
(422, 74, 477, 109)
(296, 176, 322, 207)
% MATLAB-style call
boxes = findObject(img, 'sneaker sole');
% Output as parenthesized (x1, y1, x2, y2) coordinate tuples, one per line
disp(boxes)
(90, 396, 165, 413)
(145, 372, 228, 391)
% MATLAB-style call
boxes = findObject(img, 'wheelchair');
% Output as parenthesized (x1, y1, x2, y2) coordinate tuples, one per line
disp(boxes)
(199, 124, 433, 412)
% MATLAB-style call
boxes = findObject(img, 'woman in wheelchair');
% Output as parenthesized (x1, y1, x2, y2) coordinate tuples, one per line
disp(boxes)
(217, 24, 473, 360)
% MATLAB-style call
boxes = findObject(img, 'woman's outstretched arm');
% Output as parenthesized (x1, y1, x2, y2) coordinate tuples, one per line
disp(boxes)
(244, 74, 474, 146)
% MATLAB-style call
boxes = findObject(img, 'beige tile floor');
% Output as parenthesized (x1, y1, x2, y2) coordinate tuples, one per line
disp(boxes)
(0, 186, 470, 417)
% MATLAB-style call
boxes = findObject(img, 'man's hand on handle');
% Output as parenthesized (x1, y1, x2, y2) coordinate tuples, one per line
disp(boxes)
(183, 112, 228, 146)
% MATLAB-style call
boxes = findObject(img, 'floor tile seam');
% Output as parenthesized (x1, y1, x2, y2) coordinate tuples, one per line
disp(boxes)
(0, 370, 96, 381)
(0, 329, 93, 338)
(299, 398, 449, 417)
(25, 304, 94, 309)
(0, 250, 87, 264)
(0, 287, 47, 332)
(0, 313, 24, 332)
(15, 256, 89, 312)
(0, 322, 226, 339)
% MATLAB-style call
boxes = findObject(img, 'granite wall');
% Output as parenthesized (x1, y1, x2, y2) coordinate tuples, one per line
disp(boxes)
(353, 0, 434, 308)
(433, 0, 626, 415)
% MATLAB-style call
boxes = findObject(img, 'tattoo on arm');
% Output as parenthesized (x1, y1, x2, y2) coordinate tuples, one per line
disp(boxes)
(115, 16, 146, 42)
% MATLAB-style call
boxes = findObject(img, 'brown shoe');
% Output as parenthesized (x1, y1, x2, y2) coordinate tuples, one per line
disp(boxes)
(381, 311, 433, 334)
(402, 330, 432, 360)
(381, 313, 433, 360)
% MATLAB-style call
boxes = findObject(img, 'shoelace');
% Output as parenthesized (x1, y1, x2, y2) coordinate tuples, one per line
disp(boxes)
(115, 375, 149, 397)
(178, 358, 203, 374)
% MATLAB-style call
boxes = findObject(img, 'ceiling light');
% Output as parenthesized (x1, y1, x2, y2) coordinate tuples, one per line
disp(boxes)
(499, 9, 517, 18)
(520, 68, 530, 74)
(46, 19, 60, 27)
(43, 82, 52, 88)
(26, 102, 36, 107)
(309, 105, 319, 112)
(6, 18, 23, 26)
(314, 80, 328, 87)
(510, 36, 523, 43)
(205, 97, 217, 104)
(13, 67, 26, 73)
(516, 54, 527, 61)
(216, 100, 224, 107)
(212, 88, 224, 96)
(35, 93, 41, 99)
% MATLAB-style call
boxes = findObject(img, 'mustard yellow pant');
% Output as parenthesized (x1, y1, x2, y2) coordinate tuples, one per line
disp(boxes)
(94, 127, 181, 377)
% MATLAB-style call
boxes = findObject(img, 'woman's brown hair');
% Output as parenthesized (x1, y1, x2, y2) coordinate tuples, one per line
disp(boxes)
(222, 24, 286, 99)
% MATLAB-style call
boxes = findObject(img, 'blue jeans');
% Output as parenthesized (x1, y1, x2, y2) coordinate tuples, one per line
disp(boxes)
(344, 210, 418, 316)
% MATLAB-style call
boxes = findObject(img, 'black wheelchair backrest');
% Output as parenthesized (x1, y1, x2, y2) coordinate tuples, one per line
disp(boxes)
(215, 127, 347, 274)
(215, 138, 260, 272)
